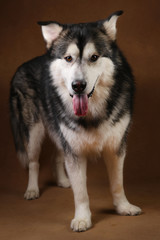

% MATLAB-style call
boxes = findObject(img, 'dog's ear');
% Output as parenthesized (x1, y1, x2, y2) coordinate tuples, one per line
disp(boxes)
(38, 22, 63, 48)
(102, 10, 123, 40)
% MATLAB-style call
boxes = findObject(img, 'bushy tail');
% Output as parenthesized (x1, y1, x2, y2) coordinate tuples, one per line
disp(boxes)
(10, 87, 29, 167)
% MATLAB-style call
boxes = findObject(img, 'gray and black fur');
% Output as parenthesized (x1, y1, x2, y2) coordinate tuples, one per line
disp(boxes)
(10, 11, 141, 232)
(10, 11, 134, 158)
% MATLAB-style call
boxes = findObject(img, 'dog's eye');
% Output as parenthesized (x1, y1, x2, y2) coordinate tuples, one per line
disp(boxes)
(90, 55, 99, 62)
(64, 56, 73, 63)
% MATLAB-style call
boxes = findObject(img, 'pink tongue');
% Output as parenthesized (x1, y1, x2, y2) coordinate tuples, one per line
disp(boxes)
(73, 94, 88, 116)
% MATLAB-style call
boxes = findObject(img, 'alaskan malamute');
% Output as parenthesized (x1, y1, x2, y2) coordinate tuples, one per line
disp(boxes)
(10, 11, 141, 231)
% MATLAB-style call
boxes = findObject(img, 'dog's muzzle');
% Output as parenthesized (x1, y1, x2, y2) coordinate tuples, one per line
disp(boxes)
(70, 77, 98, 117)
(70, 78, 98, 98)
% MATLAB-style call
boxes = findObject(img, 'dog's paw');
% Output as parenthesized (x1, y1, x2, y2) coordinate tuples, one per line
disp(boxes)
(24, 189, 39, 200)
(71, 218, 92, 232)
(116, 203, 142, 216)
(57, 178, 71, 188)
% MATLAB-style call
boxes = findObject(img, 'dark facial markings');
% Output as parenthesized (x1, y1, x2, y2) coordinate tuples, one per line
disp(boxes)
(49, 22, 112, 63)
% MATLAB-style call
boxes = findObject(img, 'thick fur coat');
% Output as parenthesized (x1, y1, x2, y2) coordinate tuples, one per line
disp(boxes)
(10, 11, 141, 232)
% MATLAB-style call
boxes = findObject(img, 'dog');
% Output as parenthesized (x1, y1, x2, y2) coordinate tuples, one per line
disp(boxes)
(10, 10, 141, 232)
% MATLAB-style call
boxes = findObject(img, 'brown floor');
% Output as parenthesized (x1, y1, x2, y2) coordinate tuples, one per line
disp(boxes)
(1, 156, 160, 240)
(1, 0, 160, 239)
(1, 132, 160, 240)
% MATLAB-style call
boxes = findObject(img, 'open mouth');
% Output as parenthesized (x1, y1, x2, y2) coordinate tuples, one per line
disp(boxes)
(70, 82, 96, 117)
(72, 94, 88, 117)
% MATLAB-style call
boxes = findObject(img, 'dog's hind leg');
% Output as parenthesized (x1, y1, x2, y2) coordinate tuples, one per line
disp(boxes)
(103, 148, 142, 216)
(23, 121, 45, 200)
(54, 150, 71, 188)
(65, 156, 92, 232)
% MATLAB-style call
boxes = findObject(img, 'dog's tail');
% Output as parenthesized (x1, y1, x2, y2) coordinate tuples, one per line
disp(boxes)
(10, 81, 29, 167)
(9, 67, 41, 168)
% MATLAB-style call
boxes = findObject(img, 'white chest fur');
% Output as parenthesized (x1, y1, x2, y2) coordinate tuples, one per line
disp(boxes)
(59, 114, 130, 157)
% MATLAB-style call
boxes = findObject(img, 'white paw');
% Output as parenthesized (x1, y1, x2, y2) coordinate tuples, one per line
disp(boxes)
(57, 178, 71, 188)
(24, 189, 39, 200)
(71, 218, 92, 232)
(116, 203, 142, 216)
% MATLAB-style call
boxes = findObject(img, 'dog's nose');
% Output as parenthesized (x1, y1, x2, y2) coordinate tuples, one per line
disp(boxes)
(72, 80, 87, 93)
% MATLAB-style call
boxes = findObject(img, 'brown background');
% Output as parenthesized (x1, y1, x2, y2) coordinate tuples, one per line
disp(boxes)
(0, 0, 160, 239)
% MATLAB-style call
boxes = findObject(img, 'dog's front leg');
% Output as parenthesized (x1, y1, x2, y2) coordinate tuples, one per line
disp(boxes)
(65, 156, 92, 232)
(103, 148, 142, 216)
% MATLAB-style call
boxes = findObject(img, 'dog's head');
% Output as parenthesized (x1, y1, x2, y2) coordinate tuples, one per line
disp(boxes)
(39, 11, 123, 117)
